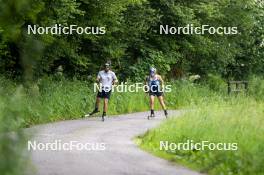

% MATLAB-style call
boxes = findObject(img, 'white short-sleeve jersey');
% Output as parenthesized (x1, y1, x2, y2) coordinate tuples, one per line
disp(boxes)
(97, 70, 117, 91)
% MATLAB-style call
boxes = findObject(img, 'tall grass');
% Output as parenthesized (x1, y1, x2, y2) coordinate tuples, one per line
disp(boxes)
(139, 77, 264, 175)
(0, 77, 151, 127)
(0, 76, 223, 128)
(1, 75, 262, 128)
(165, 80, 226, 108)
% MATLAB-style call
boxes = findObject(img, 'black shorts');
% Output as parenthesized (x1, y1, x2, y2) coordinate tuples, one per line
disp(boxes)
(97, 90, 111, 99)
(149, 91, 163, 97)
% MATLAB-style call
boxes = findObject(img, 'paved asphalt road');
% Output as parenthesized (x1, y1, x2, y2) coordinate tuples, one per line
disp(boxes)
(25, 110, 202, 175)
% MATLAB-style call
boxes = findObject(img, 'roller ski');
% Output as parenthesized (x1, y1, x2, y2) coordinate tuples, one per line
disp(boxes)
(147, 110, 155, 120)
(147, 113, 155, 120)
(83, 108, 100, 118)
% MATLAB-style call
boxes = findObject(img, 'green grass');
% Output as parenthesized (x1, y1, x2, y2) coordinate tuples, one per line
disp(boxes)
(139, 96, 264, 174)
(0, 76, 223, 128)
(0, 76, 163, 128)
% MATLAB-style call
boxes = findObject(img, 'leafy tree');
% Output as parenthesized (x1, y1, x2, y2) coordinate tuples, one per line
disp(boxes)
(0, 0, 263, 81)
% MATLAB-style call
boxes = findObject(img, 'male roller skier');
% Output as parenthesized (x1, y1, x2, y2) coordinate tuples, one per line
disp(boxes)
(88, 63, 118, 121)
(145, 67, 168, 119)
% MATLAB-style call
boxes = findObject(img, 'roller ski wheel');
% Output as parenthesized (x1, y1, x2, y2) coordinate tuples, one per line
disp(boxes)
(147, 114, 155, 120)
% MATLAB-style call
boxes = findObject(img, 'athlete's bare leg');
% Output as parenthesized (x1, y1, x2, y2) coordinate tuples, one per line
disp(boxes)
(157, 96, 166, 110)
(103, 98, 108, 113)
(101, 98, 109, 122)
(87, 97, 100, 117)
(95, 97, 100, 109)
(150, 95, 155, 110)
(158, 95, 168, 117)
(149, 95, 155, 117)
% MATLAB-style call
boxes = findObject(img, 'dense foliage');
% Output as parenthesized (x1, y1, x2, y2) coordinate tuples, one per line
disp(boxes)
(0, 0, 263, 81)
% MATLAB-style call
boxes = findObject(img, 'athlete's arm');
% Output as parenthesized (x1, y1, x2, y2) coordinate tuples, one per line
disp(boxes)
(96, 72, 101, 83)
(157, 75, 165, 91)
(112, 78, 118, 85)
(112, 72, 118, 85)
(144, 76, 149, 93)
